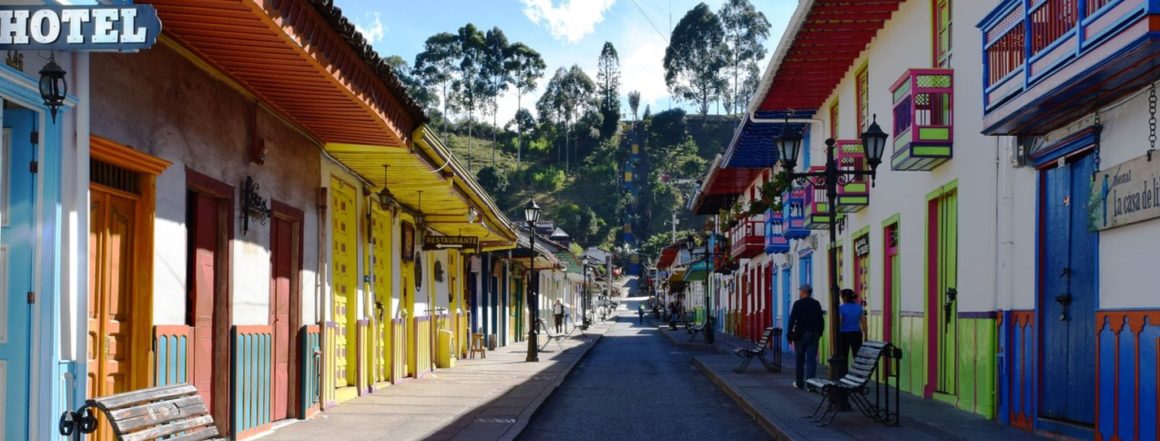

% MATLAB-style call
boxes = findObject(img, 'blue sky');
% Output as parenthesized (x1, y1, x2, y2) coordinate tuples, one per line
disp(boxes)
(336, 0, 795, 123)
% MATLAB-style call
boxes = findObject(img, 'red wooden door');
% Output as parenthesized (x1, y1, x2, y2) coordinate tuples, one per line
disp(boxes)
(270, 216, 293, 420)
(189, 192, 220, 423)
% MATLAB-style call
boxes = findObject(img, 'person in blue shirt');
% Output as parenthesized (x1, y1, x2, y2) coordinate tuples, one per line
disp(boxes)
(838, 289, 867, 371)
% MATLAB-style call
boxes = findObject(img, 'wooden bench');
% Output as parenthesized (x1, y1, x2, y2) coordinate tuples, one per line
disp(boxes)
(804, 340, 902, 427)
(733, 327, 781, 373)
(59, 383, 222, 441)
(469, 333, 487, 359)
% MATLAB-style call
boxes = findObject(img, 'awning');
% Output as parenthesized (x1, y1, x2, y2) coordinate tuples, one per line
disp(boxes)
(148, 0, 516, 250)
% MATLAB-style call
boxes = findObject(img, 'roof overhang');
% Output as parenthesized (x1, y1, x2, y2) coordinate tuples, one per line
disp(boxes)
(689, 156, 766, 215)
(749, 0, 903, 115)
(148, 0, 423, 147)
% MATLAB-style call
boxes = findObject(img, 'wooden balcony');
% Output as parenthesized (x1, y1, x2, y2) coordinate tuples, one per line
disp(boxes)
(782, 187, 810, 239)
(836, 140, 869, 212)
(803, 166, 832, 230)
(980, 0, 1160, 134)
(730, 215, 765, 260)
(890, 69, 953, 171)
(765, 210, 790, 255)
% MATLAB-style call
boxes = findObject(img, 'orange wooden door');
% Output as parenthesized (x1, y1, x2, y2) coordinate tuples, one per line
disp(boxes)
(87, 186, 138, 440)
(270, 215, 293, 420)
(189, 192, 219, 417)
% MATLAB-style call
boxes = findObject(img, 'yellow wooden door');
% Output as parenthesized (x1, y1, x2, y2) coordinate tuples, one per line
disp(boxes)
(330, 178, 358, 389)
(87, 186, 138, 441)
(371, 207, 392, 383)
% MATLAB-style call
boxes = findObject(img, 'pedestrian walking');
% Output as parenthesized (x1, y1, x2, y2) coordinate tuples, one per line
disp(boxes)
(553, 300, 565, 333)
(787, 284, 824, 390)
(637, 304, 644, 324)
(838, 289, 866, 371)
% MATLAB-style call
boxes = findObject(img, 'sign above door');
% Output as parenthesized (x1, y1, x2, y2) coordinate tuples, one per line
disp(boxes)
(0, 5, 160, 51)
(1091, 153, 1160, 231)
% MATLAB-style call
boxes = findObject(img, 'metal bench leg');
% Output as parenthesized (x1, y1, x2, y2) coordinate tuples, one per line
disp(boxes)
(759, 354, 779, 373)
(734, 355, 753, 373)
(805, 390, 831, 420)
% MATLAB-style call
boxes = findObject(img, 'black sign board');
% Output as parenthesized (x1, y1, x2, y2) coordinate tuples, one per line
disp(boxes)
(423, 235, 479, 250)
(854, 235, 870, 257)
(0, 5, 161, 51)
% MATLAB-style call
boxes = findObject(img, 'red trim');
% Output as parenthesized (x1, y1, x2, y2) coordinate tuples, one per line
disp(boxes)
(1010, 310, 1035, 432)
(925, 199, 939, 399)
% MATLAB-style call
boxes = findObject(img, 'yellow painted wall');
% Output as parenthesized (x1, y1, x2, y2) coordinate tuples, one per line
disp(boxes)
(329, 177, 358, 392)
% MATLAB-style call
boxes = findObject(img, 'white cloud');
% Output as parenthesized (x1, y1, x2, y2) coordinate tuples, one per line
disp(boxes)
(618, 23, 671, 113)
(353, 12, 387, 46)
(521, 0, 617, 44)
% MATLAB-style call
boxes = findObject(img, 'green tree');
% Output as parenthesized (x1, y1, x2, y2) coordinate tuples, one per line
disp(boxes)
(536, 65, 595, 173)
(481, 27, 511, 166)
(455, 24, 486, 172)
(627, 90, 641, 123)
(385, 55, 437, 113)
(719, 0, 770, 115)
(663, 3, 726, 116)
(596, 42, 621, 140)
(414, 32, 461, 135)
(506, 42, 546, 164)
(476, 166, 509, 207)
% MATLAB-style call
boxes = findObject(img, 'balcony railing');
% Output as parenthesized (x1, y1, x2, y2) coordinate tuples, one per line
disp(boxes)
(765, 209, 790, 255)
(804, 166, 832, 230)
(890, 68, 953, 171)
(782, 187, 810, 239)
(836, 140, 869, 212)
(980, 0, 1153, 133)
(730, 215, 765, 260)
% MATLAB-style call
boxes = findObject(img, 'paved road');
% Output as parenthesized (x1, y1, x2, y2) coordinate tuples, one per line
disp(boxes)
(518, 297, 771, 441)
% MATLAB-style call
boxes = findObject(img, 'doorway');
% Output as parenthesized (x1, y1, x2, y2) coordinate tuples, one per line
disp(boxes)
(186, 170, 233, 434)
(926, 187, 958, 398)
(269, 202, 302, 422)
(883, 221, 900, 373)
(1, 106, 37, 441)
(329, 177, 358, 398)
(1038, 153, 1097, 426)
(369, 206, 392, 384)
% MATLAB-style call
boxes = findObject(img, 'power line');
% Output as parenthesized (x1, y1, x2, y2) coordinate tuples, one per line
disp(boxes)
(630, 0, 668, 43)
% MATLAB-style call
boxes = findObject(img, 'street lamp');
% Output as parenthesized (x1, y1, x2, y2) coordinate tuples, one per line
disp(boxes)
(777, 114, 887, 380)
(686, 233, 716, 344)
(524, 199, 542, 362)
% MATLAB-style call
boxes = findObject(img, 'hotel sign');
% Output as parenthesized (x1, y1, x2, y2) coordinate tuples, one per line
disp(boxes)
(0, 5, 161, 51)
(1092, 154, 1160, 231)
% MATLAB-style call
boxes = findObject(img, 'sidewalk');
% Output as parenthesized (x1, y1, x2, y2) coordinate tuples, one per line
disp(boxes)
(256, 323, 609, 441)
(685, 332, 1045, 440)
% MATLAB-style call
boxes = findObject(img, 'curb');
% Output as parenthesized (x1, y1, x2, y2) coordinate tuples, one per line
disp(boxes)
(693, 356, 797, 441)
(496, 329, 606, 441)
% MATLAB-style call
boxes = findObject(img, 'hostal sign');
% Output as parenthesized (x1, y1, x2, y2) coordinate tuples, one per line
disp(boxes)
(0, 5, 161, 51)
(1091, 153, 1160, 231)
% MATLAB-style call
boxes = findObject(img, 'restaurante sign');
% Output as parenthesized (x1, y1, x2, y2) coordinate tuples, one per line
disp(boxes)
(0, 5, 161, 51)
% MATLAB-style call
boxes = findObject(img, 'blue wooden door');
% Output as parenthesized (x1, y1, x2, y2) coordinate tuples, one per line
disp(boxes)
(1, 108, 37, 440)
(1040, 153, 1097, 425)
(781, 267, 791, 353)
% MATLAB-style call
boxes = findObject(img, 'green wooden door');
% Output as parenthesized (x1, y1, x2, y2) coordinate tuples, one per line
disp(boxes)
(927, 189, 958, 397)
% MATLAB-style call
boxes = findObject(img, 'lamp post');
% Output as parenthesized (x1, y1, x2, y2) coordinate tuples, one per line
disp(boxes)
(581, 257, 591, 330)
(777, 114, 888, 380)
(686, 234, 716, 344)
(524, 199, 542, 362)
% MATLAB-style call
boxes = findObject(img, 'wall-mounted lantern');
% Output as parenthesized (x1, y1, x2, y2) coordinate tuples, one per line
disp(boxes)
(39, 54, 67, 123)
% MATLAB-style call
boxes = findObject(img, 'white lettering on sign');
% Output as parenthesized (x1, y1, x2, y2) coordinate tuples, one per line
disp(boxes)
(29, 9, 60, 44)
(0, 11, 31, 45)
(0, 6, 159, 51)
(61, 10, 90, 44)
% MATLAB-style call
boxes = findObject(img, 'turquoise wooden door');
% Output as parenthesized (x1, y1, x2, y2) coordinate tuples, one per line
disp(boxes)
(1, 108, 37, 440)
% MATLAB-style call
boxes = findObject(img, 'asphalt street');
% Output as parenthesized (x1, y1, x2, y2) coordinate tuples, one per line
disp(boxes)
(517, 297, 771, 441)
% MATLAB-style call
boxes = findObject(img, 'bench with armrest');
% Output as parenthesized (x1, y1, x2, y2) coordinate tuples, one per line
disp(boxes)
(733, 326, 782, 373)
(687, 316, 709, 341)
(804, 340, 902, 427)
(59, 383, 223, 441)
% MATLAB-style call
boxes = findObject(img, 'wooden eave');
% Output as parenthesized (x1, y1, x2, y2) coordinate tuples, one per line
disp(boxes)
(757, 0, 903, 113)
(146, 0, 420, 147)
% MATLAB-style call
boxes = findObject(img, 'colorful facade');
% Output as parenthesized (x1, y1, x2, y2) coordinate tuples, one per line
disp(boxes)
(689, 0, 1160, 439)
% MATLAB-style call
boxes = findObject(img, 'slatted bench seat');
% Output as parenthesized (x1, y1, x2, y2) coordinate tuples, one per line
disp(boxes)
(59, 383, 222, 441)
(733, 326, 782, 373)
(804, 340, 902, 427)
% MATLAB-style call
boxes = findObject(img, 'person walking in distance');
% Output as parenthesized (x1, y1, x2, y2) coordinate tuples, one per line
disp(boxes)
(787, 284, 824, 390)
(838, 289, 866, 371)
(553, 299, 565, 333)
(637, 303, 645, 324)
